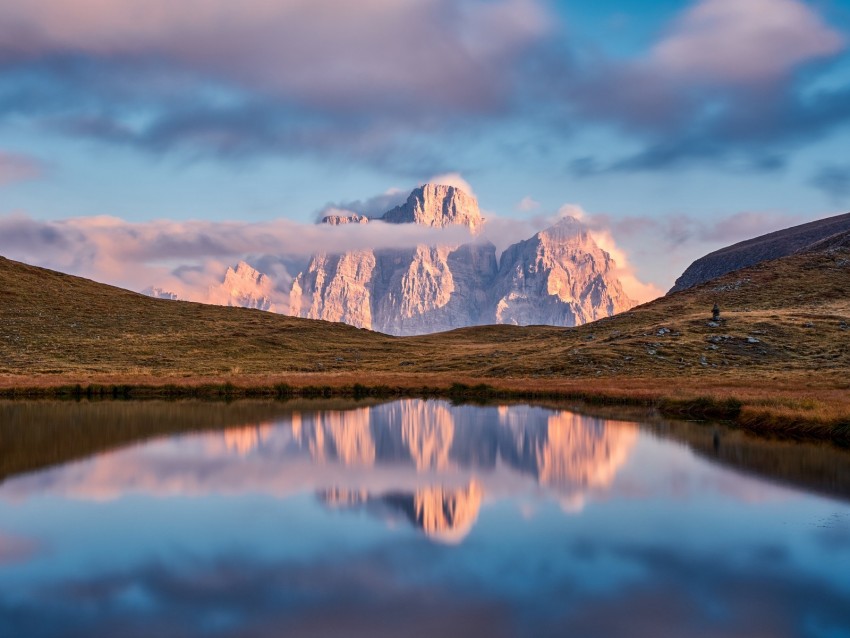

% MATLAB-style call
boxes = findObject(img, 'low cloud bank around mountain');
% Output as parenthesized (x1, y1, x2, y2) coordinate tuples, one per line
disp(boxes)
(0, 178, 667, 320)
(0, 213, 474, 307)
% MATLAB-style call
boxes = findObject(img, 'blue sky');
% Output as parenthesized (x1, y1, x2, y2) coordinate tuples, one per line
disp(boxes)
(1, 0, 850, 297)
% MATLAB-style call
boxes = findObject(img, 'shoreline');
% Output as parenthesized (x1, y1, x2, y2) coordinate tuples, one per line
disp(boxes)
(2, 374, 848, 444)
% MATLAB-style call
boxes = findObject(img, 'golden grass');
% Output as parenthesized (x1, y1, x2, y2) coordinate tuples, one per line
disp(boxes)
(1, 248, 849, 438)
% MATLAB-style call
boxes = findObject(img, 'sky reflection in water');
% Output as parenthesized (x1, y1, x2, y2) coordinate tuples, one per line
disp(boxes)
(0, 400, 848, 637)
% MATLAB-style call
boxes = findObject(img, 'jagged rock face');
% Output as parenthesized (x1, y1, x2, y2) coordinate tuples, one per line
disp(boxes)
(293, 243, 499, 335)
(180, 184, 634, 333)
(669, 211, 850, 293)
(371, 243, 498, 335)
(396, 400, 455, 471)
(491, 217, 634, 326)
(321, 213, 369, 226)
(143, 183, 633, 330)
(208, 261, 275, 311)
(290, 251, 377, 327)
(291, 186, 499, 335)
(291, 184, 633, 334)
(381, 184, 482, 231)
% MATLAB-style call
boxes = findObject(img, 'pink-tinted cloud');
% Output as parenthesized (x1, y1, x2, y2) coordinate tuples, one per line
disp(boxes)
(651, 0, 845, 85)
(515, 196, 540, 212)
(0, 151, 45, 186)
(565, 0, 849, 172)
(575, 208, 814, 292)
(0, 212, 475, 305)
(0, 0, 551, 115)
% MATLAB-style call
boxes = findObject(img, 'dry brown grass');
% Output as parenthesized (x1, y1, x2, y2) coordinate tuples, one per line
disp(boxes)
(2, 249, 849, 436)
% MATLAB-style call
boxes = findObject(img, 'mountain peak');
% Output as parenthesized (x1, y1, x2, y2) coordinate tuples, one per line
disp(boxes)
(213, 261, 275, 311)
(229, 260, 260, 276)
(380, 183, 482, 231)
(538, 216, 586, 241)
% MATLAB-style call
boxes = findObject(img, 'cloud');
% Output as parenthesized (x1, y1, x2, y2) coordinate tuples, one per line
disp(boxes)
(0, 553, 516, 638)
(0, 0, 550, 111)
(0, 151, 45, 185)
(0, 0, 552, 168)
(0, 212, 474, 305)
(650, 0, 844, 85)
(811, 164, 850, 203)
(316, 188, 409, 221)
(553, 207, 808, 295)
(1, 0, 847, 176)
(1, 196, 667, 307)
(587, 210, 806, 248)
(515, 196, 540, 212)
(565, 0, 850, 172)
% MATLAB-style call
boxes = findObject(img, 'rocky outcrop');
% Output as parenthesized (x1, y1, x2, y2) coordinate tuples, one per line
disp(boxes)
(492, 217, 633, 326)
(289, 251, 377, 328)
(669, 211, 850, 293)
(290, 183, 633, 334)
(207, 261, 276, 311)
(381, 184, 483, 231)
(321, 213, 369, 226)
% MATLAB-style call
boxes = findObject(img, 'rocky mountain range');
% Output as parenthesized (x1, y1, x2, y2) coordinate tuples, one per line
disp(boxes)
(291, 184, 634, 334)
(669, 211, 850, 293)
(145, 183, 635, 334)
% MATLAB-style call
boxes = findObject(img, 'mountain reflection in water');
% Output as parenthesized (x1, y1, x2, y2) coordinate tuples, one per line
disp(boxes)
(1, 401, 638, 540)
(1, 399, 849, 638)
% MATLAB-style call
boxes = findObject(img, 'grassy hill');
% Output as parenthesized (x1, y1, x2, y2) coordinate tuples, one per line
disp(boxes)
(2, 245, 849, 437)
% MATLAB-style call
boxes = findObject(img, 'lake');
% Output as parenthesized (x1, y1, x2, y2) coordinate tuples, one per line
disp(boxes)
(1, 399, 849, 637)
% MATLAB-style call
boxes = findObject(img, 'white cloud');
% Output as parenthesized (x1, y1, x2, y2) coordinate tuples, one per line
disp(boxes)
(515, 195, 540, 212)
(651, 0, 845, 84)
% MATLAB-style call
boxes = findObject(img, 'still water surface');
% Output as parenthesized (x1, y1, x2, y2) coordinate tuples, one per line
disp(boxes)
(0, 399, 849, 637)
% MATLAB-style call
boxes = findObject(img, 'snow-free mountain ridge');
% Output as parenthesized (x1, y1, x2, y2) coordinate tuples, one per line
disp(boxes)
(147, 184, 635, 334)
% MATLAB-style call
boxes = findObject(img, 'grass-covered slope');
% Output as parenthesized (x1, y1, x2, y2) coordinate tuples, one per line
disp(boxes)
(3, 247, 848, 378)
